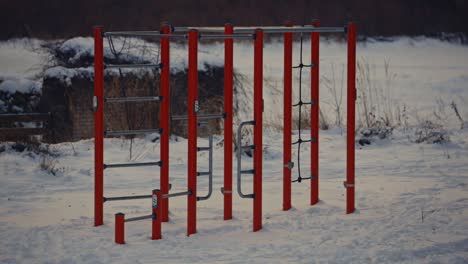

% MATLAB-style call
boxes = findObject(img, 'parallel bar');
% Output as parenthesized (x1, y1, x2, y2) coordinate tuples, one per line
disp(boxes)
(105, 63, 162, 69)
(173, 25, 344, 34)
(197, 172, 210, 176)
(104, 195, 152, 202)
(124, 214, 152, 223)
(172, 113, 225, 121)
(253, 29, 263, 232)
(105, 129, 161, 136)
(199, 34, 254, 40)
(311, 20, 320, 206)
(292, 138, 314, 145)
(160, 23, 171, 222)
(187, 29, 198, 237)
(283, 23, 293, 211)
(163, 190, 192, 198)
(104, 31, 186, 38)
(105, 96, 162, 103)
(104, 161, 162, 169)
(346, 22, 357, 214)
(94, 26, 105, 227)
(197, 147, 210, 151)
(241, 169, 255, 174)
(224, 23, 234, 220)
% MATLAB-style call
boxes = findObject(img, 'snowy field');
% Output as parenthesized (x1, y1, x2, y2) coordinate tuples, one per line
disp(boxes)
(1, 37, 468, 263)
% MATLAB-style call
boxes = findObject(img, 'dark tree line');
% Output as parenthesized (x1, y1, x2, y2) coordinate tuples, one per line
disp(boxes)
(1, 0, 467, 39)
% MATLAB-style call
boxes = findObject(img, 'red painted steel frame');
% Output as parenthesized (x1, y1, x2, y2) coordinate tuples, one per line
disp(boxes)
(115, 213, 125, 244)
(346, 23, 356, 214)
(160, 23, 171, 222)
(310, 21, 320, 205)
(152, 189, 162, 240)
(224, 24, 234, 220)
(187, 29, 198, 236)
(282, 24, 293, 211)
(94, 26, 104, 227)
(253, 29, 263, 232)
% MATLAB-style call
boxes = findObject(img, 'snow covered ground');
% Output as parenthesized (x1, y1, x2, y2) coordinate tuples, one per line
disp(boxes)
(0, 37, 468, 263)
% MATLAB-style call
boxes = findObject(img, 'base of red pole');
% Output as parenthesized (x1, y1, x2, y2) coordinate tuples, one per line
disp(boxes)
(115, 213, 125, 244)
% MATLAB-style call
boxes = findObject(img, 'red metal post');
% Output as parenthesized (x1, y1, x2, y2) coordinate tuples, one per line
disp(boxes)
(346, 22, 356, 214)
(115, 213, 125, 244)
(94, 26, 104, 226)
(310, 20, 320, 206)
(160, 23, 171, 222)
(187, 29, 198, 236)
(152, 189, 162, 240)
(223, 23, 234, 220)
(283, 24, 293, 211)
(253, 29, 263, 232)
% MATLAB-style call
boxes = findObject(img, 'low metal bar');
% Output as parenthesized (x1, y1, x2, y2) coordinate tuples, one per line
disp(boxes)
(105, 128, 162, 136)
(197, 147, 210, 152)
(104, 195, 152, 202)
(104, 31, 187, 38)
(199, 34, 254, 40)
(235, 27, 345, 34)
(172, 113, 225, 121)
(197, 172, 210, 176)
(173, 27, 225, 33)
(105, 63, 162, 69)
(162, 190, 192, 199)
(237, 120, 256, 199)
(105, 96, 162, 103)
(197, 135, 213, 201)
(124, 214, 153, 223)
(104, 161, 162, 169)
(292, 138, 315, 145)
(241, 169, 255, 174)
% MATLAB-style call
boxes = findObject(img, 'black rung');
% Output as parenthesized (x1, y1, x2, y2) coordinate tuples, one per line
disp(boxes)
(125, 214, 153, 223)
(292, 63, 315, 69)
(105, 96, 162, 103)
(162, 190, 192, 198)
(241, 169, 255, 174)
(172, 113, 226, 121)
(105, 128, 162, 136)
(292, 176, 313, 183)
(241, 144, 256, 150)
(197, 171, 210, 176)
(292, 101, 315, 107)
(104, 161, 162, 169)
(292, 138, 315, 145)
(197, 147, 210, 152)
(105, 63, 162, 69)
(103, 195, 152, 202)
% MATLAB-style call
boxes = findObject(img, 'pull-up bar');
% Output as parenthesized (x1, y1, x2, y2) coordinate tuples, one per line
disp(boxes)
(173, 25, 346, 34)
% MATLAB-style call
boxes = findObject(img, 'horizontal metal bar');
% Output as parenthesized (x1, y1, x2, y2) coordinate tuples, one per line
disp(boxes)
(162, 190, 192, 198)
(197, 146, 210, 152)
(105, 128, 162, 136)
(292, 63, 315, 69)
(199, 34, 254, 40)
(104, 31, 187, 38)
(104, 161, 162, 169)
(173, 27, 225, 33)
(292, 100, 315, 107)
(125, 214, 153, 222)
(197, 172, 210, 176)
(172, 113, 225, 121)
(105, 63, 162, 69)
(105, 96, 162, 103)
(241, 169, 255, 174)
(236, 26, 346, 34)
(0, 112, 50, 122)
(104, 195, 152, 202)
(292, 138, 315, 145)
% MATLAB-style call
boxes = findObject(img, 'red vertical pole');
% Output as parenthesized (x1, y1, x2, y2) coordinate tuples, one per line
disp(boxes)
(310, 20, 320, 206)
(346, 22, 356, 214)
(94, 26, 104, 226)
(152, 189, 162, 240)
(283, 24, 293, 211)
(160, 22, 171, 222)
(253, 29, 263, 232)
(115, 213, 125, 244)
(224, 23, 234, 220)
(187, 29, 198, 236)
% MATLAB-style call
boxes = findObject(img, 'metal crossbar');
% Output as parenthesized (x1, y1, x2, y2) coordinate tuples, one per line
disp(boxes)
(104, 161, 162, 169)
(105, 63, 162, 69)
(199, 34, 254, 40)
(162, 190, 192, 199)
(173, 26, 345, 34)
(104, 195, 152, 202)
(125, 214, 153, 222)
(104, 31, 186, 38)
(105, 96, 162, 103)
(105, 129, 162, 136)
(172, 113, 225, 121)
